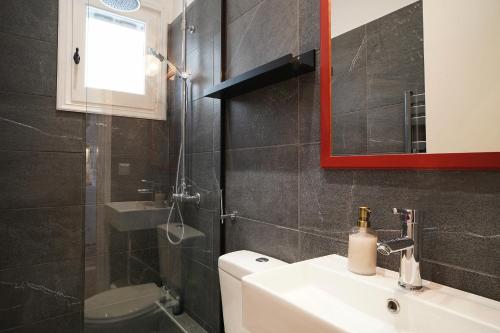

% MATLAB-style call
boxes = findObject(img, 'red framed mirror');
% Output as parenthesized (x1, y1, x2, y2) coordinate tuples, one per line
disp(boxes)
(320, 0, 500, 169)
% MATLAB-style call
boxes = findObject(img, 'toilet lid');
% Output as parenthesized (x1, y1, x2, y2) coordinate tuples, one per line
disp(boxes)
(84, 283, 161, 322)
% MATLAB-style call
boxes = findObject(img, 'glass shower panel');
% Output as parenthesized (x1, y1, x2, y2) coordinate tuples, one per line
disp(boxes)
(83, 0, 222, 332)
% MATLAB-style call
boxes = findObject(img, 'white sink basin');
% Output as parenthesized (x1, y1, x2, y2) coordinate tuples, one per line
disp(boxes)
(106, 201, 170, 231)
(242, 255, 500, 333)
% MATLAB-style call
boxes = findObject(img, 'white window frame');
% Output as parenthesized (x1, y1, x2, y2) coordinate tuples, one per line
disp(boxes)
(57, 0, 168, 120)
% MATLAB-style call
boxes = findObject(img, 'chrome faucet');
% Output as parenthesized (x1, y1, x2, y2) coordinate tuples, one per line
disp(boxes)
(377, 208, 422, 290)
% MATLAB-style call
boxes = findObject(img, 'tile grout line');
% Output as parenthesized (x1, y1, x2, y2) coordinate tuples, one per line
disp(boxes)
(0, 310, 81, 333)
(422, 259, 500, 280)
(235, 215, 300, 233)
(0, 30, 57, 46)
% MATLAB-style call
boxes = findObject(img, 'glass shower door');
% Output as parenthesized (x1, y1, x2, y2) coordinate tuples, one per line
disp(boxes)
(83, 0, 222, 332)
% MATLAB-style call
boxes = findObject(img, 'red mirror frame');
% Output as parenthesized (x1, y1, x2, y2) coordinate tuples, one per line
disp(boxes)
(319, 0, 500, 169)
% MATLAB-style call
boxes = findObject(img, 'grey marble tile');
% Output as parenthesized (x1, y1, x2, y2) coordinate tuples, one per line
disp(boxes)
(188, 98, 214, 154)
(227, 0, 263, 24)
(0, 93, 85, 153)
(109, 116, 153, 157)
(299, 232, 347, 261)
(350, 170, 424, 232)
(128, 248, 161, 283)
(366, 48, 424, 110)
(0, 32, 56, 96)
(151, 119, 170, 170)
(366, 1, 423, 60)
(188, 152, 220, 210)
(186, 0, 221, 52)
(0, 260, 82, 331)
(211, 205, 221, 271)
(299, 144, 354, 241)
(422, 230, 500, 277)
(421, 260, 500, 301)
(299, 0, 320, 53)
(168, 79, 183, 150)
(417, 171, 500, 236)
(213, 99, 221, 151)
(168, 151, 181, 192)
(332, 25, 367, 115)
(84, 204, 98, 258)
(0, 206, 83, 270)
(226, 145, 298, 229)
(367, 103, 405, 154)
(332, 109, 367, 155)
(107, 248, 161, 287)
(213, 33, 222, 85)
(154, 231, 174, 288)
(214, 150, 221, 184)
(1, 312, 82, 333)
(84, 114, 109, 156)
(413, 171, 500, 276)
(226, 0, 299, 78)
(298, 52, 320, 144)
(181, 257, 215, 331)
(168, 16, 183, 69)
(332, 24, 366, 72)
(366, 2, 424, 109)
(110, 155, 156, 202)
(106, 219, 130, 255)
(84, 135, 115, 206)
(187, 36, 214, 101)
(129, 229, 161, 252)
(225, 217, 300, 263)
(0, 151, 84, 209)
(225, 78, 298, 149)
(210, 268, 222, 333)
(182, 205, 215, 268)
(0, 0, 58, 44)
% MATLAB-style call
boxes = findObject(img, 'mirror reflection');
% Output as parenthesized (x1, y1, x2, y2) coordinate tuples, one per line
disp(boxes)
(330, 0, 500, 156)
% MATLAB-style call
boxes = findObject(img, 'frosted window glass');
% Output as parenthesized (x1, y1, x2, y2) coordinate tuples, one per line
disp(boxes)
(86, 7, 146, 95)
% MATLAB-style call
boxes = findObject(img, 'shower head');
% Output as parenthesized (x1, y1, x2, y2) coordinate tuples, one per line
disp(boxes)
(148, 48, 190, 80)
(100, 0, 141, 12)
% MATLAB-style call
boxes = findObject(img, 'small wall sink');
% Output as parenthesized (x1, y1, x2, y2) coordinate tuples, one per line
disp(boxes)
(242, 255, 500, 333)
(106, 201, 170, 232)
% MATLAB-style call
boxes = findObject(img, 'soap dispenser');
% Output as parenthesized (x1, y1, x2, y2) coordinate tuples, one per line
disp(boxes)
(348, 207, 377, 275)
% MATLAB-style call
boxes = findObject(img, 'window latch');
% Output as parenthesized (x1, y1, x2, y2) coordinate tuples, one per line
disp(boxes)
(73, 47, 80, 64)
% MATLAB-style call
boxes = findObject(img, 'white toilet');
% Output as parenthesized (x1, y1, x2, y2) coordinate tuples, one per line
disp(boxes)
(83, 223, 203, 332)
(84, 283, 163, 333)
(219, 250, 288, 333)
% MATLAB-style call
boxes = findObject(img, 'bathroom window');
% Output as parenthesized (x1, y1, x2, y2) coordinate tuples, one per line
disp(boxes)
(57, 0, 168, 120)
(86, 7, 146, 95)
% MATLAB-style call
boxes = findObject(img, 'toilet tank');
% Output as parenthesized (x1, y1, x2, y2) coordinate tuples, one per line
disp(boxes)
(218, 251, 287, 333)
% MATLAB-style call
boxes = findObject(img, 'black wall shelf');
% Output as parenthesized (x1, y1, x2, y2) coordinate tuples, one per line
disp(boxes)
(203, 49, 316, 100)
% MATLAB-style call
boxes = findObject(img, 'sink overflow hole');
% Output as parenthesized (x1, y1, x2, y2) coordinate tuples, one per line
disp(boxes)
(256, 257, 269, 262)
(387, 298, 400, 314)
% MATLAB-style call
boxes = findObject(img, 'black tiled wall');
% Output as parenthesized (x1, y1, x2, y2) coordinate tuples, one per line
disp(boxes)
(0, 0, 84, 331)
(224, 0, 500, 301)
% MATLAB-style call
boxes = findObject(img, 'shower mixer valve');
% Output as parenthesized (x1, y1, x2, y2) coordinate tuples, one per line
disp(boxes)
(170, 184, 201, 207)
